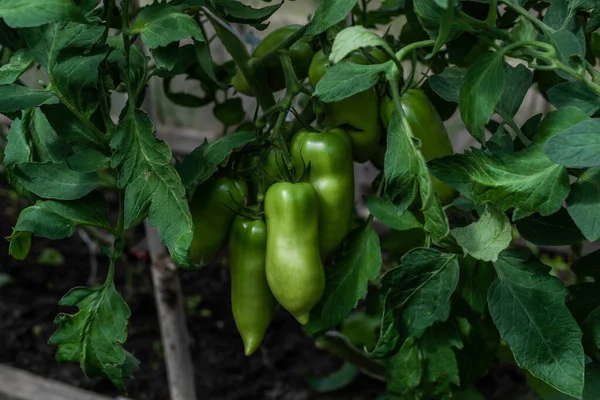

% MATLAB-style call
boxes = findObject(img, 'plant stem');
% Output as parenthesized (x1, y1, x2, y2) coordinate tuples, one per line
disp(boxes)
(499, 0, 555, 34)
(393, 39, 435, 79)
(486, 0, 498, 26)
(496, 109, 531, 147)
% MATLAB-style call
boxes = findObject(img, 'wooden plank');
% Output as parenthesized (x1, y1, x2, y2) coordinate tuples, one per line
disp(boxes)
(0, 364, 131, 400)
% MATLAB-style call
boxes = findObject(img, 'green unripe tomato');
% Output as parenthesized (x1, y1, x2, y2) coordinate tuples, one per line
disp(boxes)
(229, 214, 277, 356)
(308, 50, 381, 163)
(380, 89, 456, 204)
(189, 176, 248, 265)
(264, 182, 325, 325)
(290, 128, 355, 256)
(232, 25, 315, 96)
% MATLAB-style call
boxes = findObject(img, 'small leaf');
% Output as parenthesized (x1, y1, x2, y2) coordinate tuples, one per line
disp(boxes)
(307, 363, 358, 393)
(0, 85, 59, 112)
(451, 205, 512, 262)
(488, 250, 585, 398)
(543, 119, 600, 168)
(176, 131, 256, 192)
(8, 231, 32, 261)
(304, 221, 381, 336)
(330, 25, 395, 64)
(548, 82, 600, 116)
(67, 150, 110, 173)
(0, 49, 34, 84)
(214, 0, 282, 30)
(516, 207, 585, 246)
(306, 0, 357, 35)
(428, 66, 465, 103)
(382, 248, 460, 342)
(384, 337, 423, 398)
(314, 61, 391, 103)
(413, 0, 459, 40)
(459, 52, 505, 143)
(0, 0, 85, 28)
(364, 196, 423, 231)
(497, 63, 533, 118)
(130, 2, 205, 49)
(49, 282, 137, 391)
(213, 98, 245, 127)
(15, 162, 102, 200)
(567, 167, 600, 242)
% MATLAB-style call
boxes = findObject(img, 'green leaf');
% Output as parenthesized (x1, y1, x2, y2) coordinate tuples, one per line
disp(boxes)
(548, 82, 600, 116)
(0, 85, 59, 112)
(42, 104, 107, 152)
(0, 0, 85, 28)
(151, 43, 179, 71)
(583, 363, 600, 398)
(451, 204, 512, 262)
(545, 29, 585, 81)
(4, 116, 32, 167)
(306, 0, 357, 35)
(544, 120, 600, 168)
(497, 63, 532, 118)
(67, 150, 110, 173)
(314, 61, 391, 103)
(569, 284, 600, 361)
(459, 52, 505, 143)
(488, 250, 585, 398)
(307, 363, 358, 393)
(428, 66, 465, 103)
(130, 2, 204, 49)
(382, 248, 459, 342)
(418, 161, 451, 243)
(458, 256, 494, 314)
(107, 37, 149, 99)
(304, 222, 381, 336)
(572, 249, 600, 281)
(8, 231, 32, 261)
(15, 162, 102, 200)
(329, 25, 395, 64)
(213, 98, 245, 127)
(176, 131, 255, 193)
(0, 49, 33, 84)
(365, 196, 423, 231)
(213, 0, 282, 30)
(28, 107, 70, 163)
(567, 167, 600, 241)
(420, 324, 461, 396)
(413, 0, 459, 40)
(516, 207, 585, 246)
(110, 107, 193, 267)
(384, 337, 423, 398)
(49, 282, 138, 391)
(430, 0, 456, 56)
(11, 193, 111, 244)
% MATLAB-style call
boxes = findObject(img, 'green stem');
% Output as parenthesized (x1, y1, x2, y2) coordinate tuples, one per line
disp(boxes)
(499, 0, 555, 34)
(392, 39, 435, 79)
(121, 0, 131, 92)
(486, 0, 498, 26)
(496, 109, 531, 147)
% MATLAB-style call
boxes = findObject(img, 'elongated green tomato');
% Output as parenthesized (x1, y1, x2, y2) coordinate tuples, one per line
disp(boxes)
(291, 128, 355, 256)
(264, 182, 325, 325)
(189, 176, 248, 265)
(232, 25, 315, 96)
(380, 89, 456, 204)
(229, 215, 277, 356)
(308, 50, 381, 162)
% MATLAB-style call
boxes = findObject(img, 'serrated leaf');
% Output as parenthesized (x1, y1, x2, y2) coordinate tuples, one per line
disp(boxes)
(385, 337, 423, 398)
(567, 167, 600, 242)
(176, 131, 255, 192)
(365, 196, 423, 231)
(11, 192, 111, 243)
(4, 116, 32, 167)
(314, 61, 391, 103)
(489, 250, 585, 398)
(516, 207, 585, 246)
(306, 0, 357, 35)
(0, 85, 59, 112)
(428, 66, 465, 103)
(110, 107, 193, 267)
(15, 162, 102, 200)
(330, 25, 395, 64)
(420, 325, 461, 396)
(569, 284, 600, 361)
(41, 104, 107, 152)
(0, 49, 33, 85)
(544, 120, 600, 168)
(304, 222, 381, 336)
(49, 282, 137, 391)
(130, 2, 204, 49)
(67, 150, 110, 173)
(548, 82, 600, 116)
(0, 0, 85, 28)
(459, 52, 505, 143)
(382, 249, 460, 342)
(451, 205, 512, 262)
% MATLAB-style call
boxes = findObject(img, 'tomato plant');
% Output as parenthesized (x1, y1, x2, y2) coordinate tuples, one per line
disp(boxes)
(2, 0, 600, 399)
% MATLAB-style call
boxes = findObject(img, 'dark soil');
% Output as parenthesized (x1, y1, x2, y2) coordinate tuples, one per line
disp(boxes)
(0, 180, 536, 400)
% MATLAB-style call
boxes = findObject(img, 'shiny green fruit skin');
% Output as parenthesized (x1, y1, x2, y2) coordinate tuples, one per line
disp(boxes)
(229, 215, 277, 356)
(308, 49, 381, 163)
(290, 128, 355, 256)
(264, 182, 325, 325)
(380, 89, 456, 204)
(232, 25, 315, 96)
(190, 176, 247, 265)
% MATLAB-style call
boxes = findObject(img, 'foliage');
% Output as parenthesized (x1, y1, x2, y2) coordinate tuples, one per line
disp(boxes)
(2, 0, 600, 398)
